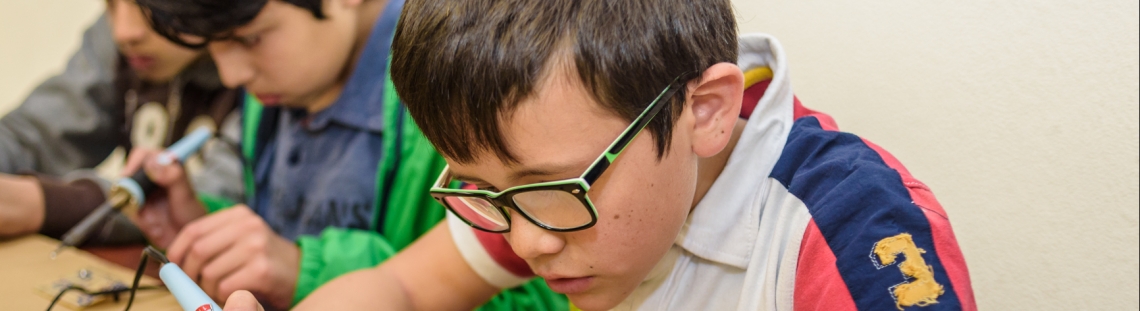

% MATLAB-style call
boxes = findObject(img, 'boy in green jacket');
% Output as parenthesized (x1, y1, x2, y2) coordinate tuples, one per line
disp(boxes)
(124, 0, 565, 309)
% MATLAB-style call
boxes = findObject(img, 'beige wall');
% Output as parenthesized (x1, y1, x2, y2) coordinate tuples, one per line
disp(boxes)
(1, 0, 1138, 310)
(0, 1, 103, 114)
(734, 0, 1140, 310)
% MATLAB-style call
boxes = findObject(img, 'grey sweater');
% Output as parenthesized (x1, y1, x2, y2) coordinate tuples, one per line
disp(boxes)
(0, 16, 120, 174)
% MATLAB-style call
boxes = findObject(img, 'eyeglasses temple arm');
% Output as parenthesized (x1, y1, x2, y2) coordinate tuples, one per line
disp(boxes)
(580, 78, 684, 185)
(432, 165, 451, 189)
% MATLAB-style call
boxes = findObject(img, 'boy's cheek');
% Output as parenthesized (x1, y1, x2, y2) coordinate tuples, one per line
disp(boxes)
(585, 206, 683, 269)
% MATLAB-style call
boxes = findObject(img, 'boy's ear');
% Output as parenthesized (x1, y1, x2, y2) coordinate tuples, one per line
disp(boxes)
(686, 62, 744, 158)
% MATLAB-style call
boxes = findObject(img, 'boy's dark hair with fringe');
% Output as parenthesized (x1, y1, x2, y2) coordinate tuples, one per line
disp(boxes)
(392, 0, 738, 164)
(134, 0, 325, 48)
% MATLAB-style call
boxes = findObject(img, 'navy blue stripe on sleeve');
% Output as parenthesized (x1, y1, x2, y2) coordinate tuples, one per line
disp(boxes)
(771, 117, 963, 311)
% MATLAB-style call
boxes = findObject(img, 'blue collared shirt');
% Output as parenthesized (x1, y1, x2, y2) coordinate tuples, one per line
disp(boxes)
(252, 0, 404, 240)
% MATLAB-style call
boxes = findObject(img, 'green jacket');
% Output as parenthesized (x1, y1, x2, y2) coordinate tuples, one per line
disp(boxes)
(199, 71, 565, 309)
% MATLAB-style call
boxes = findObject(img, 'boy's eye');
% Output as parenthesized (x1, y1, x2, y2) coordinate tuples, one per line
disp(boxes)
(478, 186, 501, 192)
(235, 34, 261, 47)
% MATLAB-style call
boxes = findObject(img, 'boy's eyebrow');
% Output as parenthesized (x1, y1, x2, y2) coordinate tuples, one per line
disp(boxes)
(450, 163, 582, 187)
(509, 162, 582, 181)
(510, 168, 564, 181)
(230, 7, 274, 37)
(450, 173, 490, 186)
(231, 22, 264, 36)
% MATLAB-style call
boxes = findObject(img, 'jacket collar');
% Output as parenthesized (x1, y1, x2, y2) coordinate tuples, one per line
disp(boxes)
(305, 0, 405, 133)
(675, 33, 798, 269)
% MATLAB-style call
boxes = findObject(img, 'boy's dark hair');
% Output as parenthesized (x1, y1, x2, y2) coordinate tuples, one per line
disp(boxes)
(393, 0, 738, 164)
(134, 0, 325, 48)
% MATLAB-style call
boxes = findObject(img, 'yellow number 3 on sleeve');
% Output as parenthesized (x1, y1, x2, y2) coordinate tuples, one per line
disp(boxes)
(871, 233, 945, 309)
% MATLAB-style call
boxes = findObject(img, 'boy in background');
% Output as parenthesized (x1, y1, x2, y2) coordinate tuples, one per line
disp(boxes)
(0, 0, 241, 244)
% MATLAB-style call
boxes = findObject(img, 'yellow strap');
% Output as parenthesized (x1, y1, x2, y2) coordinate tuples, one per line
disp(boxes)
(743, 67, 774, 89)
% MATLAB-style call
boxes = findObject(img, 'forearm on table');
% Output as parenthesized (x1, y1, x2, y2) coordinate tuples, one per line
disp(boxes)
(34, 173, 109, 239)
(0, 172, 109, 239)
(293, 265, 413, 310)
(0, 175, 45, 236)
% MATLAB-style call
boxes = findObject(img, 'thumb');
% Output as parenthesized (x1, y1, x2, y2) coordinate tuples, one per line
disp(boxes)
(223, 290, 265, 311)
(121, 148, 163, 177)
(144, 152, 191, 189)
(143, 154, 205, 222)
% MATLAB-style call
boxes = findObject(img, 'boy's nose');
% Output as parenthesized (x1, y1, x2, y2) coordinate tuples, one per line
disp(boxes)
(207, 43, 255, 88)
(504, 213, 566, 261)
(109, 1, 148, 45)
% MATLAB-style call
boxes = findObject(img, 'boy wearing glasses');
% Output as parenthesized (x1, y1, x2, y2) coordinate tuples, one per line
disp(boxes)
(227, 0, 977, 310)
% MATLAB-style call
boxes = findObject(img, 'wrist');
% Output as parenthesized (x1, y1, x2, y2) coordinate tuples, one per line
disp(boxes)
(268, 236, 301, 309)
(0, 175, 45, 236)
(168, 195, 210, 230)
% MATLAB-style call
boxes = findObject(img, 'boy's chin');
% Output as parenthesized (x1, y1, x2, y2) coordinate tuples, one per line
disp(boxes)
(565, 285, 633, 311)
(568, 295, 621, 311)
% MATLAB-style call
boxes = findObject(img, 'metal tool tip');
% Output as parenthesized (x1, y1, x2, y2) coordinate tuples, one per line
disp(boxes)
(49, 245, 65, 259)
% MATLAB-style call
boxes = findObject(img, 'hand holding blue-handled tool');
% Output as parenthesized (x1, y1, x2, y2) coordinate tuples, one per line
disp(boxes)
(161, 263, 224, 311)
(50, 128, 213, 258)
(118, 127, 213, 206)
(118, 246, 223, 311)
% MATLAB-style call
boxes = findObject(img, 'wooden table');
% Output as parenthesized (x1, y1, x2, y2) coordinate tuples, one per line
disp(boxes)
(0, 235, 180, 310)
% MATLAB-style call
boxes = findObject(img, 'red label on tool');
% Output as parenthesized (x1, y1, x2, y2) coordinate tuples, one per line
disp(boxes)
(196, 304, 213, 311)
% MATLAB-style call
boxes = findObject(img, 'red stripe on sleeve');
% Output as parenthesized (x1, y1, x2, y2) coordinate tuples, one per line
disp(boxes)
(859, 138, 976, 311)
(795, 220, 858, 311)
(473, 228, 535, 278)
(792, 99, 839, 131)
(912, 192, 977, 311)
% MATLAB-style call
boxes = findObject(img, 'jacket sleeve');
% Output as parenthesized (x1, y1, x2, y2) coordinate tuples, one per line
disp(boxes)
(0, 15, 121, 175)
(293, 228, 397, 305)
(775, 117, 975, 311)
(34, 171, 109, 238)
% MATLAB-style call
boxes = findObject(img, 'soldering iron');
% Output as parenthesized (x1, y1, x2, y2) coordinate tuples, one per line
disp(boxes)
(50, 128, 213, 258)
